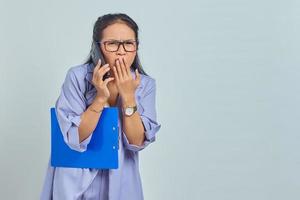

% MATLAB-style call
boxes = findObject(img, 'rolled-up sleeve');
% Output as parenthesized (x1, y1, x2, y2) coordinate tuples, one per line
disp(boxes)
(55, 68, 92, 152)
(122, 78, 161, 152)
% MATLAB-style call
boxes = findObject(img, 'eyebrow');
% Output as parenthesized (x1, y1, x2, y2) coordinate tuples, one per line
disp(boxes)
(104, 39, 136, 42)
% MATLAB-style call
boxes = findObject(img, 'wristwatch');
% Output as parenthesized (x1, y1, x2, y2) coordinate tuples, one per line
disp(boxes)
(123, 105, 137, 117)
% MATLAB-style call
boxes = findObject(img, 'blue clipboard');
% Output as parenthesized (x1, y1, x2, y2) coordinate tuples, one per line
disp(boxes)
(50, 107, 119, 169)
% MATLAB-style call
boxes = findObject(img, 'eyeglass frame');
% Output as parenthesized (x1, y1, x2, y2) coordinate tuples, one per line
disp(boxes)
(97, 40, 139, 52)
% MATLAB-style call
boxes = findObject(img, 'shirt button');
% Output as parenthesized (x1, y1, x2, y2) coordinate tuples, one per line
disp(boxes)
(113, 146, 116, 149)
(112, 126, 116, 131)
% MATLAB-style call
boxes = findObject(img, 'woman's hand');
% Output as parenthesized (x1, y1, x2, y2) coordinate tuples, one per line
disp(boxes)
(92, 59, 115, 103)
(112, 57, 141, 101)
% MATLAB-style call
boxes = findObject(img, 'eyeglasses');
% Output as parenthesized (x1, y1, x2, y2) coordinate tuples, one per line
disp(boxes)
(98, 40, 138, 52)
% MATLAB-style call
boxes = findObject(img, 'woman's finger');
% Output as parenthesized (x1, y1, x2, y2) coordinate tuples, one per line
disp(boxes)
(99, 67, 111, 83)
(120, 58, 129, 78)
(135, 68, 141, 85)
(93, 59, 102, 80)
(112, 65, 120, 83)
(103, 77, 115, 86)
(116, 59, 124, 80)
(96, 64, 110, 82)
(123, 57, 131, 77)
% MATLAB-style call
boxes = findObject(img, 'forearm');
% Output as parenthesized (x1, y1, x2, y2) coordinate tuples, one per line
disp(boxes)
(78, 98, 107, 143)
(122, 96, 145, 146)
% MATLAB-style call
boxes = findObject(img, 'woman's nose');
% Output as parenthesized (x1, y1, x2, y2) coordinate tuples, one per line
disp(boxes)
(116, 44, 126, 55)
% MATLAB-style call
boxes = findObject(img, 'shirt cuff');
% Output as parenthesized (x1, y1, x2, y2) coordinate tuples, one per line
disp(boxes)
(66, 115, 93, 152)
(122, 115, 161, 152)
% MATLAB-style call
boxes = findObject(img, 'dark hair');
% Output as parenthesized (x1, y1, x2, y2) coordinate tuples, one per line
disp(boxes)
(84, 13, 148, 76)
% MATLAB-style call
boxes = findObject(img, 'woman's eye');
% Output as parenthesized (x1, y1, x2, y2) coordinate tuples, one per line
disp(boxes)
(125, 42, 134, 45)
(107, 42, 118, 46)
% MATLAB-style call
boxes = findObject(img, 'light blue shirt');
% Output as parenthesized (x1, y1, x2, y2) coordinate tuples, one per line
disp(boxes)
(40, 62, 161, 200)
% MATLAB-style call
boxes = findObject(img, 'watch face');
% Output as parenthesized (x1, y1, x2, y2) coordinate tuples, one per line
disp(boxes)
(125, 107, 134, 115)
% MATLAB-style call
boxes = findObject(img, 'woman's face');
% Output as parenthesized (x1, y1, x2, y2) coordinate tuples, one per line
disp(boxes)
(100, 22, 137, 75)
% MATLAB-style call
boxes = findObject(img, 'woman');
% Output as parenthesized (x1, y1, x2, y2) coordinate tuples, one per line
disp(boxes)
(40, 13, 161, 200)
